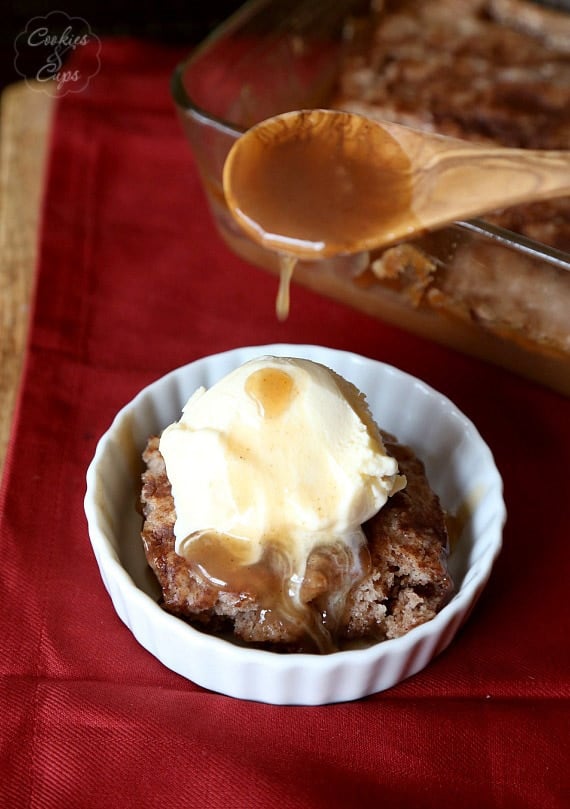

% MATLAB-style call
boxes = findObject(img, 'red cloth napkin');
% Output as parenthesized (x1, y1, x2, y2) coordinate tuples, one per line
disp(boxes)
(1, 39, 569, 809)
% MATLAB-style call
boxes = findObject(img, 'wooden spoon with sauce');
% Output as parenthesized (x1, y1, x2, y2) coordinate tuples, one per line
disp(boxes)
(223, 108, 570, 261)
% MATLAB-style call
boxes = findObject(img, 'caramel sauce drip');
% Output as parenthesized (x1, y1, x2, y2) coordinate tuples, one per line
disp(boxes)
(182, 532, 371, 653)
(276, 255, 297, 321)
(183, 532, 287, 603)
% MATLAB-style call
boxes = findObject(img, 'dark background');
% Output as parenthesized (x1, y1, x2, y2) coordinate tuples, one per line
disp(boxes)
(2, 0, 245, 93)
(4, 0, 570, 94)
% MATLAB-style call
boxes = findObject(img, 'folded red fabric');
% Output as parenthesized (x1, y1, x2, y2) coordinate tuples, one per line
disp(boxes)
(1, 39, 568, 809)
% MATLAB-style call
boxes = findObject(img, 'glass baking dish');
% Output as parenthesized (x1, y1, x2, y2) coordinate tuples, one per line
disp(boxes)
(171, 0, 570, 395)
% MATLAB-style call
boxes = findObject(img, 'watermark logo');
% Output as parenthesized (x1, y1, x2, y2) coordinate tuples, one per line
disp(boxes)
(14, 10, 101, 96)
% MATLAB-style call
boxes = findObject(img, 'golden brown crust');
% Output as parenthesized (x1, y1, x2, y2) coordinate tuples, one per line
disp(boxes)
(346, 435, 454, 641)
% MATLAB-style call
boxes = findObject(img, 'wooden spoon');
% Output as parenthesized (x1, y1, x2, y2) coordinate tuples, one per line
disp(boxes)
(223, 108, 570, 260)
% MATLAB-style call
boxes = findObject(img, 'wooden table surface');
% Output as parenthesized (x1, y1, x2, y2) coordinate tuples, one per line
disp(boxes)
(0, 82, 54, 482)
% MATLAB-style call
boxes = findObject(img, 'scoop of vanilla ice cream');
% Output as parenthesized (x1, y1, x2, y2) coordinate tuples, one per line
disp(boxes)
(159, 356, 405, 582)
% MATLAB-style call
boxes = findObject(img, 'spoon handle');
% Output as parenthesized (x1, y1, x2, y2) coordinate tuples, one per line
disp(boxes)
(383, 121, 570, 227)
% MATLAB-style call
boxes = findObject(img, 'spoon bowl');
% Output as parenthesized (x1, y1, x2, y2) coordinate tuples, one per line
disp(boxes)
(223, 109, 570, 260)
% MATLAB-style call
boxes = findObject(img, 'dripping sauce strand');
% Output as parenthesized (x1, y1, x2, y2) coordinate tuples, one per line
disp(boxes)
(276, 254, 297, 321)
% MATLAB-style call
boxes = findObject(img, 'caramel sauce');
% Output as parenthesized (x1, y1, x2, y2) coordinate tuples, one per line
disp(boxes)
(445, 510, 466, 553)
(182, 532, 287, 599)
(445, 486, 483, 551)
(276, 255, 297, 321)
(181, 532, 370, 653)
(244, 366, 296, 418)
(224, 109, 420, 261)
